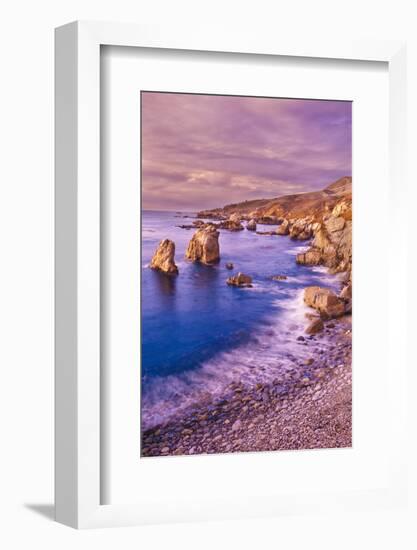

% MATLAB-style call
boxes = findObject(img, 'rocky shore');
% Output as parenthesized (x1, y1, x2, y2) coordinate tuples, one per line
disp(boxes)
(142, 317, 352, 456)
(144, 176, 353, 457)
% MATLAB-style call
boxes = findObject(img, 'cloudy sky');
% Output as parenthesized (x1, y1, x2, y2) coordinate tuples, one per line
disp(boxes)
(141, 92, 351, 211)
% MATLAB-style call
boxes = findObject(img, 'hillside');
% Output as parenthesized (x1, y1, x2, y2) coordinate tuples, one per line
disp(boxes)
(197, 176, 352, 222)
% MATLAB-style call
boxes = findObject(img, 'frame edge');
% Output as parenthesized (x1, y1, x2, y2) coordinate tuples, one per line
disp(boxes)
(55, 21, 79, 529)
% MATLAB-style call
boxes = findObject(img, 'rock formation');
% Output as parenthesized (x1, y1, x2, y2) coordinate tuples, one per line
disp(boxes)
(185, 225, 220, 264)
(295, 197, 352, 275)
(197, 176, 351, 222)
(276, 219, 290, 235)
(247, 219, 257, 231)
(296, 249, 322, 266)
(256, 216, 280, 225)
(150, 239, 179, 275)
(218, 219, 244, 231)
(304, 286, 346, 318)
(305, 318, 324, 334)
(229, 213, 241, 224)
(226, 272, 253, 287)
(256, 230, 277, 236)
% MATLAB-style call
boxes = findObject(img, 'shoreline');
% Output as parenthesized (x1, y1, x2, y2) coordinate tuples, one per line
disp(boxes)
(141, 315, 352, 457)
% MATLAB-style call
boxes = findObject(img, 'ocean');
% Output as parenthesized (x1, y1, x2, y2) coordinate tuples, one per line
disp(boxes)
(141, 210, 341, 429)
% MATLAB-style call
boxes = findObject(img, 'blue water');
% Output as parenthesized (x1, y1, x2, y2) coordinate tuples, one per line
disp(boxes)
(141, 210, 341, 428)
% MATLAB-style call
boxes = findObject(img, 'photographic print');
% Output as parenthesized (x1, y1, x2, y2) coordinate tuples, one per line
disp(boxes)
(140, 92, 352, 457)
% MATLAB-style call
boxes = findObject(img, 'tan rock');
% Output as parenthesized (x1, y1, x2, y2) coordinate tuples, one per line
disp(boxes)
(247, 219, 257, 231)
(226, 272, 253, 287)
(149, 239, 179, 275)
(312, 226, 331, 250)
(296, 249, 322, 265)
(185, 225, 220, 264)
(304, 286, 345, 318)
(276, 219, 290, 235)
(218, 219, 244, 231)
(305, 318, 324, 334)
(332, 199, 352, 220)
(229, 212, 241, 224)
(339, 282, 352, 301)
(325, 215, 345, 233)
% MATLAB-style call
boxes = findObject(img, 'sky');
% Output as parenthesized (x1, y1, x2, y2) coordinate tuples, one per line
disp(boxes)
(141, 92, 352, 211)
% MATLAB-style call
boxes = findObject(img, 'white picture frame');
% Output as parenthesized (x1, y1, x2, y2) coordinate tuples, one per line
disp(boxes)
(55, 21, 407, 529)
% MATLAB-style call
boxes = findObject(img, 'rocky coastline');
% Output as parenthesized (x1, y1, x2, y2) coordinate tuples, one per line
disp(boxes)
(144, 176, 352, 456)
(142, 317, 352, 456)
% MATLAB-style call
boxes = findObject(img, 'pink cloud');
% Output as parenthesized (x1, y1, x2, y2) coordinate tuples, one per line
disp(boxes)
(141, 92, 351, 210)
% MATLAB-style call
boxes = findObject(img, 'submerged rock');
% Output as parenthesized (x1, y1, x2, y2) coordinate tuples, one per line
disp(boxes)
(226, 272, 253, 288)
(225, 262, 234, 270)
(247, 219, 257, 231)
(150, 239, 179, 275)
(304, 286, 345, 318)
(271, 275, 288, 281)
(185, 225, 220, 264)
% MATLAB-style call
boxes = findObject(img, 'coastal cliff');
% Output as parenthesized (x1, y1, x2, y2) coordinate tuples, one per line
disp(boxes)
(197, 176, 351, 220)
(142, 176, 353, 457)
(198, 176, 352, 279)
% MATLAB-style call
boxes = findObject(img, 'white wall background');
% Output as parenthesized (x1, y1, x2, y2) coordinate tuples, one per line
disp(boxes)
(0, 0, 416, 548)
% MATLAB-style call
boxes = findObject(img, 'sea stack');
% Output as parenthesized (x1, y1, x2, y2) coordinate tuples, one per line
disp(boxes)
(185, 225, 220, 264)
(247, 219, 257, 231)
(150, 239, 179, 275)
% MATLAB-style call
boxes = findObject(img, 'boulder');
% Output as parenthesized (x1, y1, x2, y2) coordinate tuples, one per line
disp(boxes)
(226, 272, 253, 288)
(247, 219, 257, 231)
(218, 219, 244, 231)
(276, 219, 290, 235)
(296, 249, 322, 266)
(312, 227, 331, 250)
(229, 213, 241, 224)
(304, 286, 345, 318)
(185, 225, 220, 264)
(305, 318, 324, 334)
(296, 229, 313, 240)
(339, 282, 352, 301)
(150, 239, 179, 275)
(289, 218, 313, 240)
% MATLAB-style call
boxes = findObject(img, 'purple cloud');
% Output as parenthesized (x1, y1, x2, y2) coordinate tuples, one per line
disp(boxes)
(141, 92, 351, 210)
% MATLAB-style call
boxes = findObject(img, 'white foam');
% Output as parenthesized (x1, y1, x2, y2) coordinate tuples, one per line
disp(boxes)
(141, 286, 332, 429)
(285, 244, 309, 256)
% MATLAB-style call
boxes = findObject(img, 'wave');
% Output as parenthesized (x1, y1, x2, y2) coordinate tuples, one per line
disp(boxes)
(140, 285, 332, 430)
(285, 244, 309, 256)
